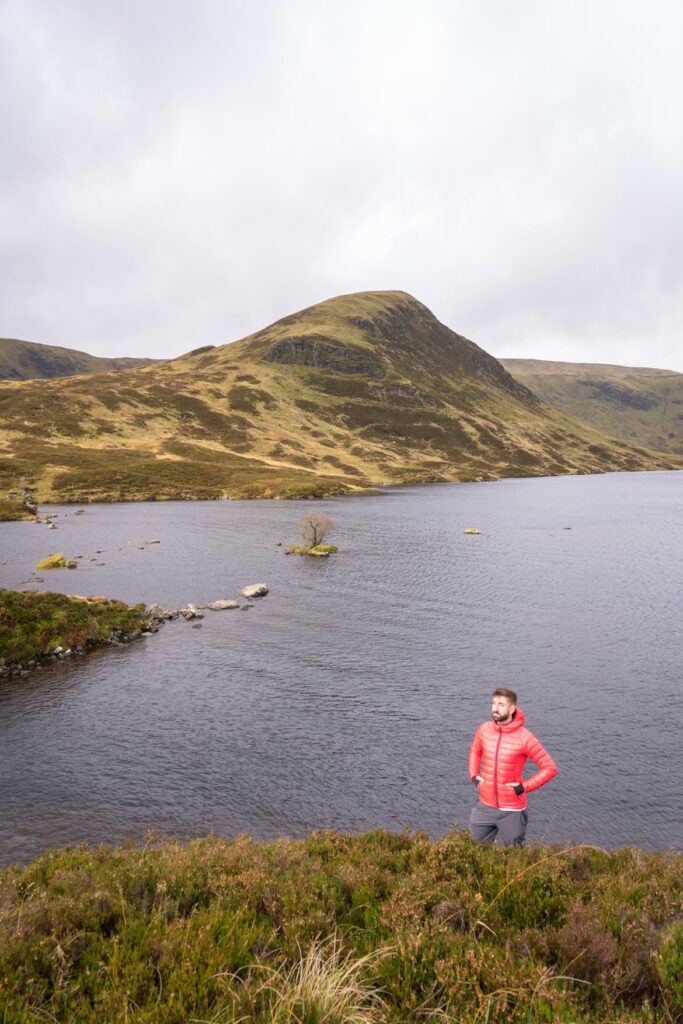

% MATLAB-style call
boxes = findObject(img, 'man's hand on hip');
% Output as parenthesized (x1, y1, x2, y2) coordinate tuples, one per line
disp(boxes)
(504, 781, 525, 795)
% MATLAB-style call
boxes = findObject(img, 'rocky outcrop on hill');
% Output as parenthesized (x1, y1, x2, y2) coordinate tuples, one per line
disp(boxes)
(265, 335, 384, 378)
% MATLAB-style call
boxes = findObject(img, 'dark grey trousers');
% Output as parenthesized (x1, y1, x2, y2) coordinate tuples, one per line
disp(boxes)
(469, 801, 528, 847)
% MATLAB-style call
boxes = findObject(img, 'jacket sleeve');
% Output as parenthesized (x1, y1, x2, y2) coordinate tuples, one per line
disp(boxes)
(468, 726, 483, 781)
(521, 731, 558, 792)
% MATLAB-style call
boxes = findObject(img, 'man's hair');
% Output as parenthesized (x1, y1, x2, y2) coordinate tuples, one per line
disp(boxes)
(492, 687, 517, 704)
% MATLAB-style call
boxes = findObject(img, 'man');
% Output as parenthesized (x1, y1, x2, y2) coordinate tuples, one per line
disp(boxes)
(468, 687, 558, 847)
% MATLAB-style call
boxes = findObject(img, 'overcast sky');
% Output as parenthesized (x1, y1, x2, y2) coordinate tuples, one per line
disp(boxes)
(2, 1, 682, 370)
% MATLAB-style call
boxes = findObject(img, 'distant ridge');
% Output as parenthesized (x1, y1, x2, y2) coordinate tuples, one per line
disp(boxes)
(502, 358, 683, 456)
(0, 337, 158, 381)
(0, 291, 680, 505)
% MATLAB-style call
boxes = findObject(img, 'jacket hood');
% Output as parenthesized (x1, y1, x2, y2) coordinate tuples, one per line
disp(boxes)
(497, 705, 526, 732)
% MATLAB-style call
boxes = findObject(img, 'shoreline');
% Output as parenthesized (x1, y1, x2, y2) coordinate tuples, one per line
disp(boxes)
(0, 589, 160, 680)
(4, 464, 683, 517)
(3, 823, 682, 872)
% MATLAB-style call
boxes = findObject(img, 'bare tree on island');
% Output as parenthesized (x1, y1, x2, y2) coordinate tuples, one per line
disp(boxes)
(299, 513, 334, 548)
(286, 513, 337, 556)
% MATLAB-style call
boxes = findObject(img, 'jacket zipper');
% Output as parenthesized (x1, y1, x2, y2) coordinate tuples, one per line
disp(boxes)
(493, 728, 502, 808)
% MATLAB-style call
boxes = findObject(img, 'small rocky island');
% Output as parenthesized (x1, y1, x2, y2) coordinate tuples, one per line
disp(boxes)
(286, 513, 338, 557)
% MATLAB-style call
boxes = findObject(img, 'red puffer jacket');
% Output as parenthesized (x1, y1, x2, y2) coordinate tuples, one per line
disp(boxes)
(468, 706, 558, 810)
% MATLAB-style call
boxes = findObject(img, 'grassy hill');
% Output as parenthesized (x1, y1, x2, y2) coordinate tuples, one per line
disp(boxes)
(0, 829, 681, 1022)
(0, 292, 680, 505)
(0, 337, 157, 381)
(502, 359, 683, 456)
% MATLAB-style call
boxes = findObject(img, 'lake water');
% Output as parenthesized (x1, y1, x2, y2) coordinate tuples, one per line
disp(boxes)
(1, 471, 682, 866)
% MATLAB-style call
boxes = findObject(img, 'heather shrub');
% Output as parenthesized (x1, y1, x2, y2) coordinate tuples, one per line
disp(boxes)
(0, 832, 680, 1023)
(551, 900, 618, 984)
(0, 589, 151, 668)
(658, 921, 683, 1017)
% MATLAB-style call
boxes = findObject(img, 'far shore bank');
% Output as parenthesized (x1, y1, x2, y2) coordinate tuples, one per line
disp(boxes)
(5, 463, 683, 519)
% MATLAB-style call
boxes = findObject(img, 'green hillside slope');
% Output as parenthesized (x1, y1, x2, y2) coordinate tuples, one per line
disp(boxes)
(502, 358, 683, 455)
(0, 337, 157, 381)
(0, 292, 679, 505)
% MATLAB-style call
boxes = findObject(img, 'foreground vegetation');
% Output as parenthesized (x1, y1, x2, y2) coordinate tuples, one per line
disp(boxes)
(1, 292, 679, 506)
(0, 589, 153, 674)
(0, 829, 680, 1022)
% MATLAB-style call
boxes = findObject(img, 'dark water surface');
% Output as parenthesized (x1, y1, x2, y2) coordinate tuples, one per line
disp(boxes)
(1, 471, 682, 865)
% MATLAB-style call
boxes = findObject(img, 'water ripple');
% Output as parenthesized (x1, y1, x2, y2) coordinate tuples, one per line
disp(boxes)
(1, 471, 682, 864)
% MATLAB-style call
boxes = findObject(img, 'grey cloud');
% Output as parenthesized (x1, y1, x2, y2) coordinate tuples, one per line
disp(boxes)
(1, 0, 682, 371)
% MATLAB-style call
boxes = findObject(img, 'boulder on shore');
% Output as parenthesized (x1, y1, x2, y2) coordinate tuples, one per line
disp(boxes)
(206, 599, 240, 610)
(240, 583, 269, 599)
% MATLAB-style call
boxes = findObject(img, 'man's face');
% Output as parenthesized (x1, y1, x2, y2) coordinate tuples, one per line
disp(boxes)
(491, 695, 515, 723)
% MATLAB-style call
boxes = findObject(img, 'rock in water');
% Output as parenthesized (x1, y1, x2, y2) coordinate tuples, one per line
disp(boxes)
(206, 599, 240, 610)
(240, 583, 269, 598)
(146, 604, 165, 620)
(180, 603, 204, 620)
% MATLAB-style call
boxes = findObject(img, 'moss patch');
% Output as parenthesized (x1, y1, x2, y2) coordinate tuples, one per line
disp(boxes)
(34, 553, 76, 570)
(286, 543, 338, 557)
